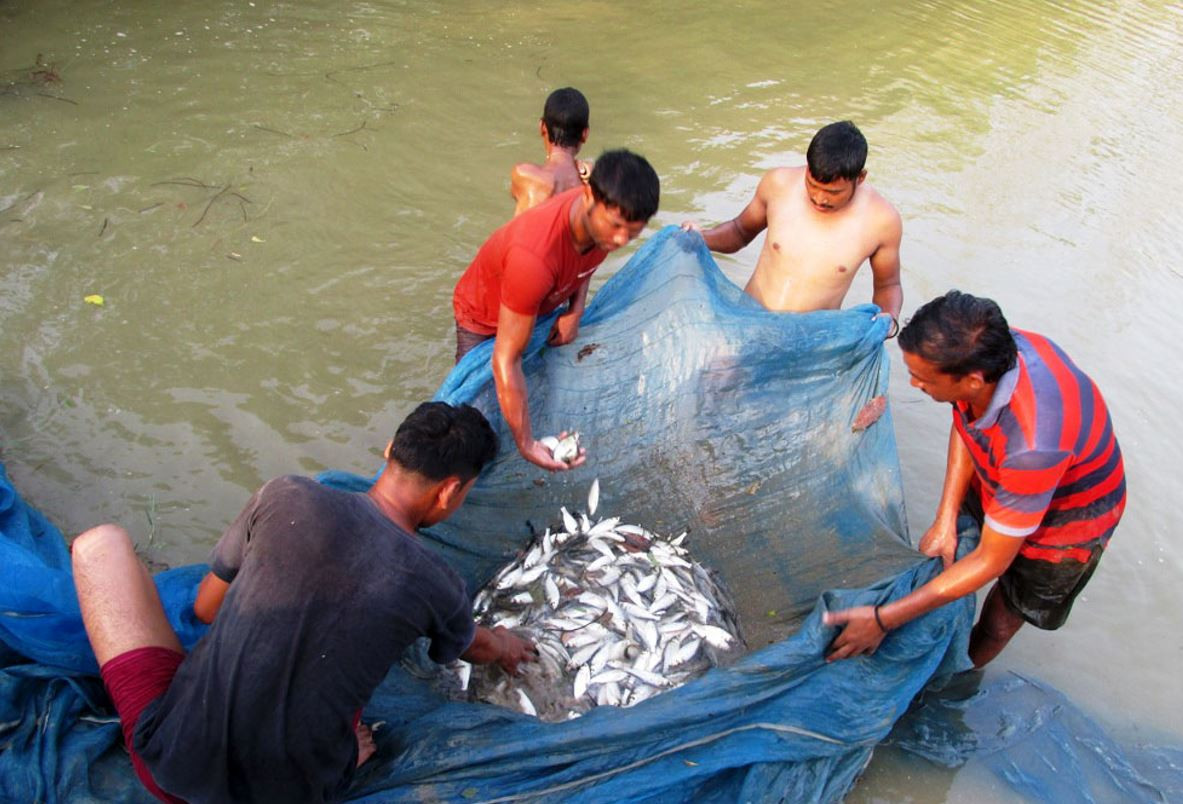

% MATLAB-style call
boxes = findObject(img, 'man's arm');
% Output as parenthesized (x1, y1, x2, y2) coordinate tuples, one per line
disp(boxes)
(194, 571, 230, 624)
(547, 276, 591, 346)
(918, 425, 975, 567)
(695, 171, 774, 253)
(461, 625, 538, 674)
(869, 205, 904, 325)
(492, 304, 577, 471)
(823, 523, 1024, 661)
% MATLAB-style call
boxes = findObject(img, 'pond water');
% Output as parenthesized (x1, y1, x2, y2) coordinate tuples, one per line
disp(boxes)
(3, 0, 1181, 800)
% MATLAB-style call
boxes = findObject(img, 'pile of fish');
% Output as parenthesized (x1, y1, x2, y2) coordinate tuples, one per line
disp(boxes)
(450, 480, 746, 722)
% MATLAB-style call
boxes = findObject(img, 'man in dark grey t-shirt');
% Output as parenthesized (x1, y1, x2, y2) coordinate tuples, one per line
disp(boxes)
(73, 402, 536, 803)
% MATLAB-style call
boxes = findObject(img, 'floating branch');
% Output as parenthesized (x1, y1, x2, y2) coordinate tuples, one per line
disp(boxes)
(191, 185, 253, 227)
(151, 177, 218, 189)
(252, 123, 294, 138)
(332, 119, 372, 138)
(193, 185, 230, 227)
(36, 92, 77, 105)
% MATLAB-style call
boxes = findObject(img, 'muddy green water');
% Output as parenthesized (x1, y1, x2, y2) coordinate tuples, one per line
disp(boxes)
(3, 1, 1182, 800)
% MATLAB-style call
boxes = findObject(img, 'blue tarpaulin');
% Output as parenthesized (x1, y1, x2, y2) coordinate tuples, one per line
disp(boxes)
(1, 227, 1177, 802)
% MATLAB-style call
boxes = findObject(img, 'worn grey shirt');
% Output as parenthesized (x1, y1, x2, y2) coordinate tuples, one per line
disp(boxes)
(135, 475, 475, 803)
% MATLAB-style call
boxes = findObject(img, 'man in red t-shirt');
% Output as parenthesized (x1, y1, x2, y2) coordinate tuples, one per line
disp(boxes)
(452, 148, 660, 471)
(824, 291, 1124, 668)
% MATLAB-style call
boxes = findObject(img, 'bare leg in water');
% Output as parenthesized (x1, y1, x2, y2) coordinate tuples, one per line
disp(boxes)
(968, 582, 1025, 668)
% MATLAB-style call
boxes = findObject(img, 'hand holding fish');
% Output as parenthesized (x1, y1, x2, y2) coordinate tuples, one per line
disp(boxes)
(523, 438, 584, 472)
(463, 625, 539, 675)
(822, 606, 886, 662)
(533, 432, 586, 471)
(490, 627, 539, 675)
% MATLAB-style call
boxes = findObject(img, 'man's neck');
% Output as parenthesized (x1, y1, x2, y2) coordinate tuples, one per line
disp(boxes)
(568, 193, 596, 253)
(544, 144, 580, 165)
(366, 469, 427, 534)
(966, 383, 998, 421)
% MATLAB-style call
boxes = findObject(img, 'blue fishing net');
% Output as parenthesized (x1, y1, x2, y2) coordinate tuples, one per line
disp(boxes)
(1, 227, 1177, 802)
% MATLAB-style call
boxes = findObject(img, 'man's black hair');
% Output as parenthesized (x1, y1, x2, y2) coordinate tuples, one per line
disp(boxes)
(806, 121, 868, 183)
(390, 402, 498, 482)
(899, 290, 1018, 383)
(588, 149, 660, 222)
(543, 87, 589, 149)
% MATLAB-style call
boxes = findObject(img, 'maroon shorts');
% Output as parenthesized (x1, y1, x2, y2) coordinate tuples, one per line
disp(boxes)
(100, 646, 187, 804)
(455, 321, 494, 363)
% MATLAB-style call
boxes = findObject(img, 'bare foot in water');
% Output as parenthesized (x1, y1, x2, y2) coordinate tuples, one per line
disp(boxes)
(356, 722, 376, 767)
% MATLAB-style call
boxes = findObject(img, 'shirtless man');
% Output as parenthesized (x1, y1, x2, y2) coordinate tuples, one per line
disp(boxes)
(510, 87, 592, 216)
(686, 121, 903, 334)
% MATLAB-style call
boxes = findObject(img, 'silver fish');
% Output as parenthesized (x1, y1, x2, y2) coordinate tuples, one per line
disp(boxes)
(453, 481, 746, 722)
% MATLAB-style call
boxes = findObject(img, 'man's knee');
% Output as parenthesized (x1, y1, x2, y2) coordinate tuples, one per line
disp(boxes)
(72, 524, 133, 572)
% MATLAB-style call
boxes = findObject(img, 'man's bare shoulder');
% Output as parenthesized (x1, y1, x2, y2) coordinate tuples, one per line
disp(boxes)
(511, 162, 555, 187)
(759, 165, 805, 193)
(860, 183, 903, 233)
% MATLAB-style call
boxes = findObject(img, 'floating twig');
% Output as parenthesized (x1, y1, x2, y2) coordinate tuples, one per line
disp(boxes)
(252, 123, 294, 138)
(332, 119, 371, 138)
(36, 92, 78, 105)
(145, 494, 158, 546)
(151, 177, 218, 189)
(69, 170, 98, 177)
(98, 217, 108, 237)
(138, 201, 163, 214)
(193, 185, 230, 227)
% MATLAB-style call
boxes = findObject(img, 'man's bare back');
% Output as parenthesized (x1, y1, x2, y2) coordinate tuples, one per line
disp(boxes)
(743, 166, 902, 313)
(510, 155, 590, 217)
(688, 121, 903, 329)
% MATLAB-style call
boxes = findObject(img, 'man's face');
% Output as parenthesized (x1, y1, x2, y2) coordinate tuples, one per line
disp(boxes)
(804, 169, 863, 213)
(587, 200, 647, 252)
(902, 351, 979, 404)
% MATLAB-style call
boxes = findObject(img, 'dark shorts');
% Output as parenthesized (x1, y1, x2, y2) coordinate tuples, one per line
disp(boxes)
(997, 545, 1105, 630)
(100, 646, 187, 804)
(455, 322, 494, 363)
(961, 493, 1105, 631)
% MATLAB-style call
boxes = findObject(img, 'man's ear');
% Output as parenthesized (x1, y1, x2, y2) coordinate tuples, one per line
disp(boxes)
(579, 127, 589, 145)
(857, 170, 867, 186)
(436, 476, 465, 509)
(539, 119, 549, 141)
(383, 440, 395, 461)
(964, 370, 987, 391)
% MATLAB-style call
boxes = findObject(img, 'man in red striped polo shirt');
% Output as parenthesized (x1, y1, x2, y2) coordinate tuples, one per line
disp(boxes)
(825, 290, 1125, 667)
